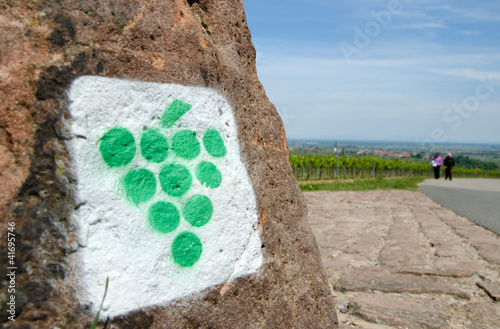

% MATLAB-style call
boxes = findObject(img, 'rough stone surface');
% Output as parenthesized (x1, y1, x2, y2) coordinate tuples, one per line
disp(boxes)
(0, 1, 337, 328)
(335, 270, 470, 300)
(306, 190, 500, 329)
(462, 301, 500, 329)
(476, 281, 500, 301)
(350, 293, 450, 329)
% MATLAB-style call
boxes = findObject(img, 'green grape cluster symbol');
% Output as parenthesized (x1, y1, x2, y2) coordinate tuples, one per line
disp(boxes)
(98, 100, 227, 267)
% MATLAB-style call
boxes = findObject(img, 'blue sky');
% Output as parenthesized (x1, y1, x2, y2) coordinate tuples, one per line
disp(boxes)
(243, 0, 500, 144)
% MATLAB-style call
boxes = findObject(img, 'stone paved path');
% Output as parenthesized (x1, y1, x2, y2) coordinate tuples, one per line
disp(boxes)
(304, 190, 500, 329)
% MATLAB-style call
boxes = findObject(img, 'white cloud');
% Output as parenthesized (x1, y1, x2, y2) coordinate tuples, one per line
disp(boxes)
(446, 6, 500, 22)
(460, 30, 482, 36)
(398, 22, 447, 29)
(431, 69, 500, 81)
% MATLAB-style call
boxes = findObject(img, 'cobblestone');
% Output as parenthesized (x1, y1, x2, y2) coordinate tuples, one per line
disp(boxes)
(305, 190, 500, 329)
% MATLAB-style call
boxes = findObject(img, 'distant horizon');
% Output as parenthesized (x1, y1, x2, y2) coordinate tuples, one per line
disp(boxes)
(286, 138, 500, 147)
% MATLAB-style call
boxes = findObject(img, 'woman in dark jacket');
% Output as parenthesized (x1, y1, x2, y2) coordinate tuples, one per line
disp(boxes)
(444, 153, 455, 181)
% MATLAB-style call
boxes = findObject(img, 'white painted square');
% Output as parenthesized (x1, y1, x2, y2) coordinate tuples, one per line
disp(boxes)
(67, 76, 262, 317)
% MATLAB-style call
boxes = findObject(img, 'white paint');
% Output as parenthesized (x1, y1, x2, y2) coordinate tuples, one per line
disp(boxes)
(66, 76, 262, 317)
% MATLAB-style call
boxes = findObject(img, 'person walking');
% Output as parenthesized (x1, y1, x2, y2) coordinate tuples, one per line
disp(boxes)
(444, 153, 455, 181)
(432, 152, 443, 179)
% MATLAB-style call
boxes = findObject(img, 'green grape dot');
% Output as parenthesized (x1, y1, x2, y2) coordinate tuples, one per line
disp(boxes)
(172, 231, 202, 267)
(148, 201, 180, 233)
(183, 195, 213, 227)
(196, 161, 222, 188)
(172, 130, 200, 159)
(140, 129, 169, 163)
(203, 129, 226, 158)
(123, 169, 156, 204)
(159, 163, 192, 197)
(99, 127, 136, 167)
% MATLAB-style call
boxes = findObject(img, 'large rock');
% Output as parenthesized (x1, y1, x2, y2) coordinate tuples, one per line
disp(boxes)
(0, 0, 338, 328)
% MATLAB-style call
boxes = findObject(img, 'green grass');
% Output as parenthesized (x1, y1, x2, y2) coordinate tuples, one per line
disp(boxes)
(90, 277, 108, 329)
(300, 177, 426, 192)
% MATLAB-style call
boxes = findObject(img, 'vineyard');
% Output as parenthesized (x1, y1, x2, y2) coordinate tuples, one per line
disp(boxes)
(289, 154, 500, 180)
